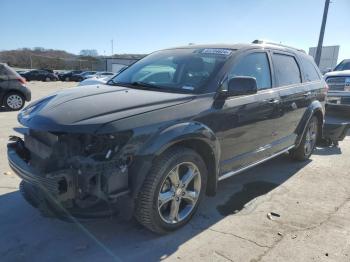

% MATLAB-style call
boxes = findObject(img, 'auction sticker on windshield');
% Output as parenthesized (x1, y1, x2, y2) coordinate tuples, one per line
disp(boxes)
(200, 48, 233, 56)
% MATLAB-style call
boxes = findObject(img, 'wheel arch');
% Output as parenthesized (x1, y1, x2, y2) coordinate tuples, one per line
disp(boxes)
(130, 122, 221, 198)
(295, 100, 324, 146)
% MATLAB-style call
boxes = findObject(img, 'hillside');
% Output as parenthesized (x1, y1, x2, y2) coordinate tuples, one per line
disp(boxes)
(0, 48, 102, 70)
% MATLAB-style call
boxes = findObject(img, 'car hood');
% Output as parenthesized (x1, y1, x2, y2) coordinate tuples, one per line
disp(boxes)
(18, 85, 194, 133)
(324, 70, 350, 78)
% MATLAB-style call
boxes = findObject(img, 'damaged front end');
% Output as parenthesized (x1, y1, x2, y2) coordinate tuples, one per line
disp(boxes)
(8, 129, 134, 219)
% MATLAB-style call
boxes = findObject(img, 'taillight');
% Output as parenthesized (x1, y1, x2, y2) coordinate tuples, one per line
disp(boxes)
(17, 77, 27, 84)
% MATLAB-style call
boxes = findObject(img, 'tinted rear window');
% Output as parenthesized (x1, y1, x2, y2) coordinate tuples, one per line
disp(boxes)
(272, 54, 301, 86)
(300, 56, 320, 82)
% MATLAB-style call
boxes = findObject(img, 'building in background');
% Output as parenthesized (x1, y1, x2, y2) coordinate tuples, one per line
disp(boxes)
(309, 45, 340, 74)
(104, 54, 146, 73)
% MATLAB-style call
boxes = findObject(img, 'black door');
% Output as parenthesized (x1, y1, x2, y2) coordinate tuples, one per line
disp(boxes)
(215, 51, 281, 176)
(27, 71, 38, 81)
(37, 70, 46, 81)
(269, 51, 316, 153)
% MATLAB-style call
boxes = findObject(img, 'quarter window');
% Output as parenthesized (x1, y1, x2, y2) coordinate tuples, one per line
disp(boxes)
(272, 54, 301, 86)
(229, 52, 271, 90)
(300, 56, 320, 82)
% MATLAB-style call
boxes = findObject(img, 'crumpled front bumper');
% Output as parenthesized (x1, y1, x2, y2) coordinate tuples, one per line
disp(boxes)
(7, 141, 129, 220)
(8, 144, 65, 196)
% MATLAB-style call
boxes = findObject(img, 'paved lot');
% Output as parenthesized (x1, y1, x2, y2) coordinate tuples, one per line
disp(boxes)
(0, 82, 350, 262)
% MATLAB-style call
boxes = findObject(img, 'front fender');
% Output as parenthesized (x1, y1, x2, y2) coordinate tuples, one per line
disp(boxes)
(295, 100, 325, 146)
(129, 122, 220, 198)
(140, 122, 219, 156)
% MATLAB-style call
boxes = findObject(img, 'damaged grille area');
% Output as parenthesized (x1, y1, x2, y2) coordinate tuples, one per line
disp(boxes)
(9, 128, 133, 214)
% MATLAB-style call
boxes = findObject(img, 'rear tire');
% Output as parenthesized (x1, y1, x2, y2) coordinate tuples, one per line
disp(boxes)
(4, 92, 25, 111)
(290, 116, 318, 161)
(135, 147, 207, 234)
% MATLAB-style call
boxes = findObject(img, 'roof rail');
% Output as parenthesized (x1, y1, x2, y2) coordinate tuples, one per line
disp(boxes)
(252, 40, 306, 53)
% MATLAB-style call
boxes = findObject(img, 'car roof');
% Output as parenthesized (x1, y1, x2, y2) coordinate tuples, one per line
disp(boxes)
(163, 42, 306, 55)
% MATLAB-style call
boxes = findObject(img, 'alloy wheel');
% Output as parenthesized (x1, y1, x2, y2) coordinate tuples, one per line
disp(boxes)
(158, 162, 201, 224)
(304, 118, 318, 156)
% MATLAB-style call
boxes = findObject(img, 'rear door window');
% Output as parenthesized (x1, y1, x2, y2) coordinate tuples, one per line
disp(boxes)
(272, 53, 301, 86)
(229, 52, 272, 90)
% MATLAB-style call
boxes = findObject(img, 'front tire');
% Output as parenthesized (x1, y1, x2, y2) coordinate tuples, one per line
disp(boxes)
(135, 147, 207, 234)
(290, 116, 318, 161)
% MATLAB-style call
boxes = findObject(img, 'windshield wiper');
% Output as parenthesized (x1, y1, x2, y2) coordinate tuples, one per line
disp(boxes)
(130, 81, 163, 90)
(107, 80, 163, 90)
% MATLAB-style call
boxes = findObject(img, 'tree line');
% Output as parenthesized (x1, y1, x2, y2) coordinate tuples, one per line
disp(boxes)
(0, 47, 103, 70)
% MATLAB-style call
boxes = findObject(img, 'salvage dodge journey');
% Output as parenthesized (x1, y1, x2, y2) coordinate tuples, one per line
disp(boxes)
(8, 40, 327, 233)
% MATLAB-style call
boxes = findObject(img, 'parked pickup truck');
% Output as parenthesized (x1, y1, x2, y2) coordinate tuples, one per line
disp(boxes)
(8, 41, 328, 233)
(323, 60, 350, 145)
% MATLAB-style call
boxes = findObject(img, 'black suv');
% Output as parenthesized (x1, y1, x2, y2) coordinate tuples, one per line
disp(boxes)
(58, 70, 83, 81)
(8, 41, 326, 233)
(21, 69, 59, 82)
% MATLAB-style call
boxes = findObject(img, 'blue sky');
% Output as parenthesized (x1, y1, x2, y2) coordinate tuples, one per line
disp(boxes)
(1, 0, 349, 61)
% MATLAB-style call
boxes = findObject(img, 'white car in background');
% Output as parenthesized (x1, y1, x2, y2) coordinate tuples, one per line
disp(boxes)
(84, 71, 114, 79)
(78, 76, 112, 86)
(78, 66, 128, 86)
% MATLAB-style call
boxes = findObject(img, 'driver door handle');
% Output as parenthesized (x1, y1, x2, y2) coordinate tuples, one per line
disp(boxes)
(304, 91, 312, 97)
(268, 98, 280, 104)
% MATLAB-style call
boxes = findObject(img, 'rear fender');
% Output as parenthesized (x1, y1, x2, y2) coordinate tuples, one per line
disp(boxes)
(295, 100, 324, 146)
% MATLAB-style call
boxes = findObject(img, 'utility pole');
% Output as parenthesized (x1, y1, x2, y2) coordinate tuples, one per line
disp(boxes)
(315, 0, 330, 66)
(111, 39, 114, 56)
(29, 55, 33, 69)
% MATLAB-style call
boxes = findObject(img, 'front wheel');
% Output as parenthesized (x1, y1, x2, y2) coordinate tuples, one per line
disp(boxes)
(290, 116, 319, 161)
(135, 147, 207, 234)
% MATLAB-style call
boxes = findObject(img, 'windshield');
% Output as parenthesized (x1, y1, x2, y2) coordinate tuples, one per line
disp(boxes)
(334, 60, 350, 71)
(108, 48, 233, 93)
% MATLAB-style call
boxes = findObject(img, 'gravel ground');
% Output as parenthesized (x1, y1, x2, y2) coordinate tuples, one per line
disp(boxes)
(0, 82, 349, 262)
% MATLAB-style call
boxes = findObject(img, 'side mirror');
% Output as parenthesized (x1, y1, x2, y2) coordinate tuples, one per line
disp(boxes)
(227, 76, 258, 96)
